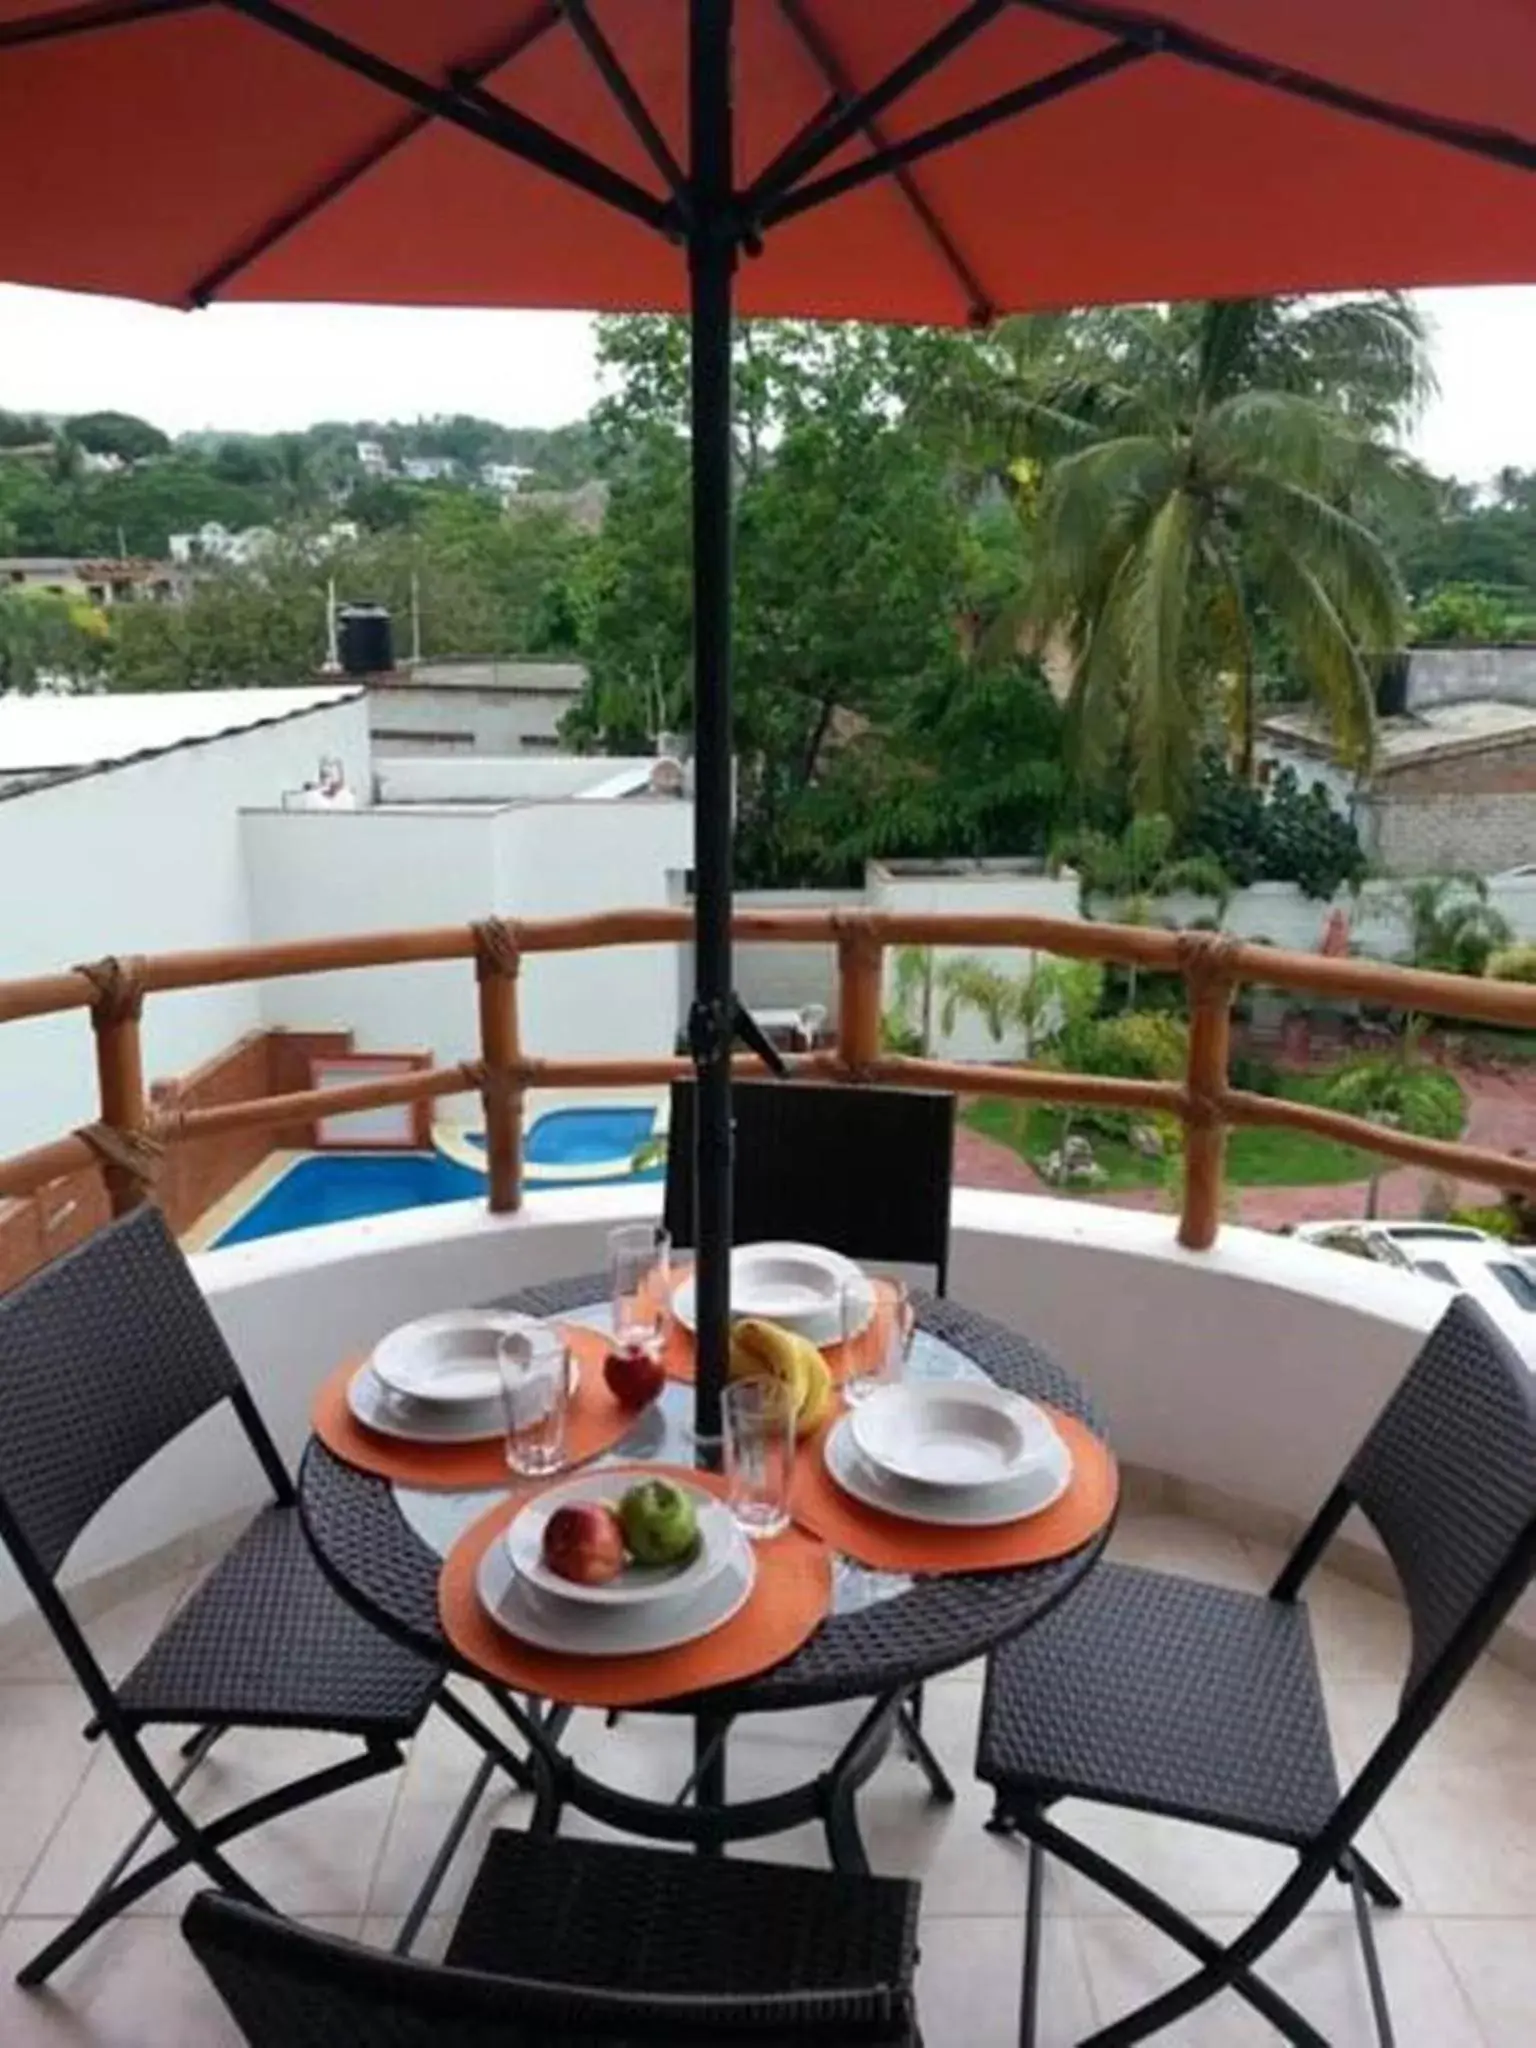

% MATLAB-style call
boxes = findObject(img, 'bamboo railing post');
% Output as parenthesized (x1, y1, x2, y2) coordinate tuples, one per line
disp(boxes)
(1178, 935, 1241, 1251)
(75, 956, 152, 1218)
(835, 915, 884, 1078)
(472, 920, 524, 1215)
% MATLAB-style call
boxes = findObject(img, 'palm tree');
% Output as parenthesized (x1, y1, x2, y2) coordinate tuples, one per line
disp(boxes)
(1396, 874, 1512, 978)
(1050, 813, 1231, 1009)
(963, 297, 1427, 818)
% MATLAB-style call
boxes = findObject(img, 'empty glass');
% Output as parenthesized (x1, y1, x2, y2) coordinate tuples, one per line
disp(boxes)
(609, 1221, 672, 1360)
(842, 1274, 913, 1405)
(497, 1324, 569, 1477)
(722, 1376, 795, 1539)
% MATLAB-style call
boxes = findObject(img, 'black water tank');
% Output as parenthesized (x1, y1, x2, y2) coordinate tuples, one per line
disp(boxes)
(337, 603, 393, 675)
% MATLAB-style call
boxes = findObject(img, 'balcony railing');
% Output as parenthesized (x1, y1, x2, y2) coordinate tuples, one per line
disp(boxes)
(2, 909, 1535, 1250)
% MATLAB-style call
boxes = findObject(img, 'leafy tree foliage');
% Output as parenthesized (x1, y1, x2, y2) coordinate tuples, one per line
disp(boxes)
(1180, 754, 1366, 898)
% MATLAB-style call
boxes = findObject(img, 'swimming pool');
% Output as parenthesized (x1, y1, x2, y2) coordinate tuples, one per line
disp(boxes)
(215, 1152, 485, 1246)
(214, 1103, 663, 1247)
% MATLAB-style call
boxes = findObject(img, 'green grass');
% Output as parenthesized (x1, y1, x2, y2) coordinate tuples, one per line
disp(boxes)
(963, 1068, 1465, 1191)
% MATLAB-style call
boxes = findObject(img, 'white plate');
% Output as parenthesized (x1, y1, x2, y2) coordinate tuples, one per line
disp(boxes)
(506, 1471, 738, 1609)
(824, 1413, 1072, 1527)
(349, 1352, 579, 1445)
(673, 1242, 874, 1348)
(849, 1382, 1053, 1490)
(477, 1525, 755, 1656)
(370, 1311, 547, 1407)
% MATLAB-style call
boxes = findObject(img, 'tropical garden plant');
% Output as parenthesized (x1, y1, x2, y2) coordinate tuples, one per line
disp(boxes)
(1396, 875, 1513, 978)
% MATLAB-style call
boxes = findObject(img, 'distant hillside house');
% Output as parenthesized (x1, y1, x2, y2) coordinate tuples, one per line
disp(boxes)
(503, 478, 608, 532)
(366, 659, 587, 755)
(400, 454, 458, 484)
(1259, 698, 1536, 875)
(0, 555, 183, 605)
(480, 460, 536, 493)
(355, 439, 389, 476)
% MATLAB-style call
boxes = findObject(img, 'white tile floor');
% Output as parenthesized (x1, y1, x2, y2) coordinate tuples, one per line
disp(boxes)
(1, 1511, 1533, 2045)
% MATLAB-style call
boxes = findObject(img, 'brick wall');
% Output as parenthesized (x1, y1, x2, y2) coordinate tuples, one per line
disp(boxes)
(0, 1027, 354, 1294)
(1367, 790, 1536, 874)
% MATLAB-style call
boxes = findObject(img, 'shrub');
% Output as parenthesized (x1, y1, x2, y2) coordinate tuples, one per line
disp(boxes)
(1052, 1011, 1189, 1137)
(1181, 755, 1366, 900)
(1320, 1057, 1464, 1141)
(1449, 1204, 1521, 1241)
(1487, 944, 1536, 984)
(1229, 1052, 1281, 1096)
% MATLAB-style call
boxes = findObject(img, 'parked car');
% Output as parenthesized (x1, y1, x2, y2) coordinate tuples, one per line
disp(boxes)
(1291, 1220, 1536, 1366)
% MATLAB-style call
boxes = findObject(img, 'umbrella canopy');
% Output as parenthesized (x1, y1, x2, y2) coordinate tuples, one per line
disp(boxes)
(3, 2, 1536, 318)
(5, 0, 1536, 1437)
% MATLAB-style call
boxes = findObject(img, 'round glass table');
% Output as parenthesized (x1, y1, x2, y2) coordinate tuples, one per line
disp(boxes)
(298, 1276, 1116, 1877)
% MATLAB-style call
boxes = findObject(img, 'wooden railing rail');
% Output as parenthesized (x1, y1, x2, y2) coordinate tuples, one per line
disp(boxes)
(2, 909, 1535, 1247)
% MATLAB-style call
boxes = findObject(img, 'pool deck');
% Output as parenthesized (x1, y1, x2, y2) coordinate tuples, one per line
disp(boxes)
(180, 1150, 303, 1253)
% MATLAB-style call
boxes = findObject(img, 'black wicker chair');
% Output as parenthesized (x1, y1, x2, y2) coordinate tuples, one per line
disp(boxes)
(185, 1829, 923, 2045)
(976, 1294, 1536, 2047)
(663, 1079, 954, 1294)
(0, 1207, 519, 1988)
(665, 1077, 956, 1797)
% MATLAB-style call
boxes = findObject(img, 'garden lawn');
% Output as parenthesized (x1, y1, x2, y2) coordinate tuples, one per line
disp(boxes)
(963, 1069, 1464, 1192)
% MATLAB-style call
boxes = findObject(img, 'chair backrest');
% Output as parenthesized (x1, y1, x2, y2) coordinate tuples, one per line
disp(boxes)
(1339, 1292, 1536, 1703)
(0, 1206, 266, 1583)
(183, 1892, 916, 2047)
(662, 1080, 954, 1290)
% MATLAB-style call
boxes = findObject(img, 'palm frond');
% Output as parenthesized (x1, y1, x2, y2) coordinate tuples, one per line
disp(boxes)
(1120, 488, 1199, 816)
(1257, 543, 1377, 770)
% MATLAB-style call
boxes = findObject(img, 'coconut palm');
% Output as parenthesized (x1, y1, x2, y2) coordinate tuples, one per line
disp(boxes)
(966, 297, 1427, 818)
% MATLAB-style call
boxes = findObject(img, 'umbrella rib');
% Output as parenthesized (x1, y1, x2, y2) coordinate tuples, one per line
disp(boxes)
(0, 0, 207, 51)
(747, 0, 1011, 212)
(774, 0, 994, 326)
(561, 0, 691, 220)
(1019, 0, 1536, 177)
(220, 0, 676, 238)
(186, 5, 564, 304)
(762, 44, 1146, 231)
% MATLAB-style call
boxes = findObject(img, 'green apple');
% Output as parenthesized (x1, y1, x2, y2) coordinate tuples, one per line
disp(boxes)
(618, 1479, 700, 1568)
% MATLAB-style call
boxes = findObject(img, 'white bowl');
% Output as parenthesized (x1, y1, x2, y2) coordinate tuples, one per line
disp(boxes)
(849, 1382, 1051, 1490)
(370, 1310, 545, 1407)
(673, 1242, 873, 1347)
(479, 1524, 755, 1656)
(506, 1472, 736, 1609)
(826, 1414, 1072, 1527)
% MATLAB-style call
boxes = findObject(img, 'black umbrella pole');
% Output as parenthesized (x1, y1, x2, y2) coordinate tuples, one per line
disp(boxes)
(688, 0, 735, 1459)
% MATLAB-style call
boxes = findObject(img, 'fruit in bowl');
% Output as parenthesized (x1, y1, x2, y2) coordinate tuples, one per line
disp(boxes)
(542, 1501, 626, 1585)
(618, 1478, 700, 1568)
(603, 1344, 667, 1411)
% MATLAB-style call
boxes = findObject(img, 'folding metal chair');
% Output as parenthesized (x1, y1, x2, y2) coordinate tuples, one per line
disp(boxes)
(0, 1206, 518, 1987)
(976, 1293, 1536, 2045)
(185, 1828, 922, 2045)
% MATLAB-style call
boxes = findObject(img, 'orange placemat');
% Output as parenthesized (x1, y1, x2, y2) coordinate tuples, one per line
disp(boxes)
(311, 1326, 644, 1490)
(789, 1407, 1117, 1574)
(437, 1465, 833, 1709)
(656, 1266, 899, 1386)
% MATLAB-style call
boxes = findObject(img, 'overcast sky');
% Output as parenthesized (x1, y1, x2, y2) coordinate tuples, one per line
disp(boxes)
(0, 281, 1533, 483)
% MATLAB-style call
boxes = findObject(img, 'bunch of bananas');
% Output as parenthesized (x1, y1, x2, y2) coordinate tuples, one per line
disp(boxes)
(728, 1318, 835, 1439)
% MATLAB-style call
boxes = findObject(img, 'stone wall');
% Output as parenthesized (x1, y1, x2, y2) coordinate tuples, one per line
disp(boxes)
(1368, 792, 1536, 876)
(0, 1027, 353, 1294)
(1407, 645, 1536, 710)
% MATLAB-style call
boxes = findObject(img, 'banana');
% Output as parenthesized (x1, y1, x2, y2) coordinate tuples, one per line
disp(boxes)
(729, 1317, 833, 1437)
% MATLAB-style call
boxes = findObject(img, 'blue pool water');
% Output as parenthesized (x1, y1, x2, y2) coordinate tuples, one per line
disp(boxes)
(523, 1103, 656, 1167)
(216, 1152, 485, 1247)
(214, 1104, 663, 1248)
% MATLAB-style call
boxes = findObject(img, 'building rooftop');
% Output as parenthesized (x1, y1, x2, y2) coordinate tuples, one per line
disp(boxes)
(1263, 697, 1536, 774)
(0, 686, 362, 793)
(371, 661, 586, 696)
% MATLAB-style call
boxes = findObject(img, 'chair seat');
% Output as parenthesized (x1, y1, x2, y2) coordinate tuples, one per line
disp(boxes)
(446, 1830, 920, 2006)
(977, 1562, 1340, 1846)
(116, 1503, 440, 1739)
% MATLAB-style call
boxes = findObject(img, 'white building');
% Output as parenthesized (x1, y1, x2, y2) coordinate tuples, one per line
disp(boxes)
(400, 454, 457, 484)
(355, 438, 389, 476)
(0, 689, 692, 1161)
(367, 659, 587, 754)
(480, 460, 536, 492)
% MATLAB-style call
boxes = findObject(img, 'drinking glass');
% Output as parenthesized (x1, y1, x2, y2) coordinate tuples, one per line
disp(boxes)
(722, 1376, 795, 1539)
(609, 1221, 672, 1360)
(842, 1273, 912, 1405)
(497, 1324, 570, 1477)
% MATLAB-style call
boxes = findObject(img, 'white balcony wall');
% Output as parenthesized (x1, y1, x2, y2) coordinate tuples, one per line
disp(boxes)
(242, 794, 691, 1075)
(0, 696, 371, 1159)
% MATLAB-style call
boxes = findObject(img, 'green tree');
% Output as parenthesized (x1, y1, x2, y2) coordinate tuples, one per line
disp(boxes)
(64, 411, 170, 462)
(956, 297, 1423, 816)
(0, 587, 110, 691)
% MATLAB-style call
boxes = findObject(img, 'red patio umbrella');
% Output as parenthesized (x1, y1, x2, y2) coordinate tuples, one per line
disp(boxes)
(4, 0, 1536, 1441)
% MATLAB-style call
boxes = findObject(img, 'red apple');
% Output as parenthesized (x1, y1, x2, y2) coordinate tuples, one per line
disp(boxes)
(542, 1502, 625, 1585)
(604, 1345, 667, 1411)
